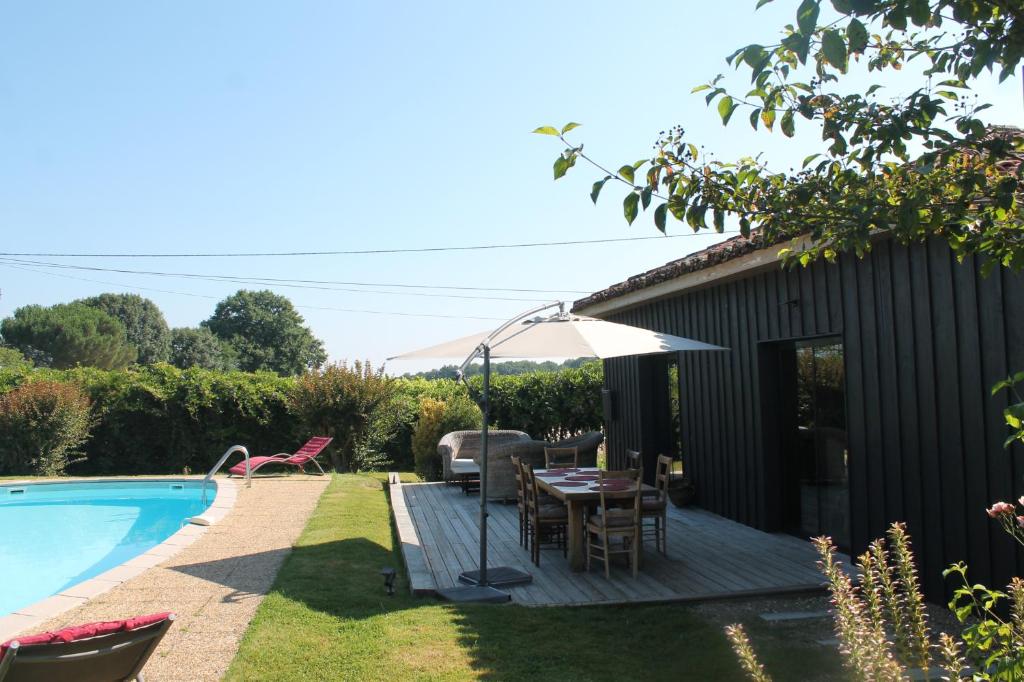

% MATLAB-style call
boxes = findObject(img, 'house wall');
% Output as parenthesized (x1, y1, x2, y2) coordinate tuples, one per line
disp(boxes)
(596, 237, 1024, 599)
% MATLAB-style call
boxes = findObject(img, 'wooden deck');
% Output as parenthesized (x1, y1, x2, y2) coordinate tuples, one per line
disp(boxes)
(390, 479, 833, 606)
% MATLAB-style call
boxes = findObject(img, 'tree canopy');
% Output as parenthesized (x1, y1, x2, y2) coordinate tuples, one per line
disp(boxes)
(169, 327, 238, 371)
(202, 290, 327, 376)
(79, 293, 171, 364)
(0, 303, 137, 369)
(407, 357, 594, 380)
(537, 0, 1023, 272)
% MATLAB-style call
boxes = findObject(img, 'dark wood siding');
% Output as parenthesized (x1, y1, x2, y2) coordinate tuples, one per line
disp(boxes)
(596, 237, 1024, 600)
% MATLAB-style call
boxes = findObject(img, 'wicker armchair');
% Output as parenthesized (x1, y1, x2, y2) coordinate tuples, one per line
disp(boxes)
(438, 430, 530, 483)
(483, 431, 605, 501)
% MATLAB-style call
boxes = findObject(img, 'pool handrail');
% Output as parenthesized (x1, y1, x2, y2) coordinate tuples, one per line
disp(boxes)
(202, 445, 250, 504)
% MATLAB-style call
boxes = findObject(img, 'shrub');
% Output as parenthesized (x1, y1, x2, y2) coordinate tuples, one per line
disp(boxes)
(52, 364, 296, 474)
(482, 361, 603, 440)
(411, 395, 480, 481)
(0, 346, 32, 371)
(0, 380, 93, 475)
(290, 361, 395, 472)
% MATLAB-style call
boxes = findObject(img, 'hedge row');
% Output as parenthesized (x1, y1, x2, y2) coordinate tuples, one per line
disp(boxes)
(0, 362, 603, 476)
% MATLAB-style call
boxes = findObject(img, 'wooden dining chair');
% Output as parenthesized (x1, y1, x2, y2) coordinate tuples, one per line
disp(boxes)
(523, 463, 568, 566)
(586, 468, 642, 578)
(511, 455, 528, 548)
(544, 446, 579, 468)
(640, 454, 671, 555)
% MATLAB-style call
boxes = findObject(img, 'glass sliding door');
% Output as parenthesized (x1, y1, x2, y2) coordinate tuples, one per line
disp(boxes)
(788, 338, 849, 549)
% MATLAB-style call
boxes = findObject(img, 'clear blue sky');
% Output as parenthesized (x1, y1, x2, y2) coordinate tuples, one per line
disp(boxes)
(1, 2, 1020, 372)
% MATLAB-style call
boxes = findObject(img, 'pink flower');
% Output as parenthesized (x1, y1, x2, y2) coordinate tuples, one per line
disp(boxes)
(1019, 496, 1024, 507)
(987, 501, 1015, 518)
(1018, 516, 1024, 529)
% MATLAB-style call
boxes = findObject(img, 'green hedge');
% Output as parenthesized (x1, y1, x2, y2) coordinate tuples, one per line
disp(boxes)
(0, 362, 604, 475)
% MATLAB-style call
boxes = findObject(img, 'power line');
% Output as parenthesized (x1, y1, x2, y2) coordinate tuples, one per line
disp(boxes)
(0, 258, 554, 303)
(0, 257, 587, 298)
(0, 231, 740, 258)
(0, 262, 510, 321)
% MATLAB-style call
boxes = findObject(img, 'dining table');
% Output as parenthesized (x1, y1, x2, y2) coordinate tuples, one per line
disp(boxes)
(534, 467, 657, 572)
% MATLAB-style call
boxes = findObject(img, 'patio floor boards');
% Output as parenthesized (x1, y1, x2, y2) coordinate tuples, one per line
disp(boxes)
(391, 479, 831, 607)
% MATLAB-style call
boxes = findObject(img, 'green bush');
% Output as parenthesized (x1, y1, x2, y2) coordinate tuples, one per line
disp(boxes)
(0, 380, 93, 475)
(0, 363, 602, 475)
(482, 361, 603, 441)
(45, 364, 295, 474)
(411, 395, 481, 480)
(289, 362, 394, 472)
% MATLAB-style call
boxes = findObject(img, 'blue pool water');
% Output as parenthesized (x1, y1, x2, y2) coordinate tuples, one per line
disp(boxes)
(0, 480, 212, 617)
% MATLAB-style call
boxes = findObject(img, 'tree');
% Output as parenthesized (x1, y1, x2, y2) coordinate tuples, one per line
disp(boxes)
(202, 290, 327, 375)
(79, 293, 171, 364)
(289, 361, 395, 471)
(538, 0, 1023, 272)
(169, 327, 238, 371)
(0, 303, 137, 369)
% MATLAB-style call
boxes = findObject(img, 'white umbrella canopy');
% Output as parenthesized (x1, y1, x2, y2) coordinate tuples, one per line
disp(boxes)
(388, 312, 727, 361)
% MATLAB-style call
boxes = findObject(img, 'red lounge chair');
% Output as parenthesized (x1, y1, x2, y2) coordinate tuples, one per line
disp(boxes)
(0, 612, 175, 682)
(227, 436, 333, 477)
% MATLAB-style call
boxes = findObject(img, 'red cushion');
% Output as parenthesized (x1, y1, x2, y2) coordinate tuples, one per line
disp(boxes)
(0, 612, 171, 661)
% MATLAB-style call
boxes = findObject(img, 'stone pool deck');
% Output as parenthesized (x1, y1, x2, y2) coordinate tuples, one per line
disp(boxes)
(7, 474, 330, 681)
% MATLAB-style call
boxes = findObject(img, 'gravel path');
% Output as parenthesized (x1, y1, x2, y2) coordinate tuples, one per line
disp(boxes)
(31, 474, 330, 681)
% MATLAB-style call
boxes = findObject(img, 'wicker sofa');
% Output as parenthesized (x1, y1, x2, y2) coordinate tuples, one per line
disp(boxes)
(438, 430, 531, 484)
(483, 431, 605, 501)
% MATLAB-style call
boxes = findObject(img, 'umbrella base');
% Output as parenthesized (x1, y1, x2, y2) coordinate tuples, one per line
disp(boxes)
(436, 585, 511, 603)
(457, 567, 533, 587)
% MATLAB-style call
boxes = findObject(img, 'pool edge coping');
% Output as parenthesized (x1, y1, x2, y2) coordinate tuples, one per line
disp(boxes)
(0, 476, 240, 642)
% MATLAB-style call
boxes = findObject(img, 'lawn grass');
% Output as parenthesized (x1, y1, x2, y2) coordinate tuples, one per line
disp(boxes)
(225, 474, 845, 681)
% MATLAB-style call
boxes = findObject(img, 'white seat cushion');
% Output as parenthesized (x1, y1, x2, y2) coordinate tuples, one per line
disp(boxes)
(449, 459, 480, 475)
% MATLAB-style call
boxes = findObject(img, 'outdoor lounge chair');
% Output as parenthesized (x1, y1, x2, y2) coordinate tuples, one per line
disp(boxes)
(437, 430, 530, 492)
(0, 612, 175, 682)
(227, 436, 333, 477)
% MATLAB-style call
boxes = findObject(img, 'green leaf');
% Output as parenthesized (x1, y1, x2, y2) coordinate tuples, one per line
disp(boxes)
(641, 187, 653, 210)
(654, 203, 668, 233)
(533, 126, 560, 136)
(781, 110, 795, 137)
(846, 18, 868, 53)
(761, 107, 776, 130)
(749, 108, 761, 130)
(691, 84, 712, 93)
(796, 0, 820, 37)
(756, 0, 775, 8)
(713, 208, 726, 232)
(560, 122, 582, 134)
(618, 165, 635, 184)
(590, 178, 608, 204)
(908, 0, 929, 26)
(802, 153, 821, 167)
(718, 96, 737, 125)
(553, 155, 571, 180)
(739, 217, 751, 237)
(623, 193, 640, 225)
(821, 29, 848, 71)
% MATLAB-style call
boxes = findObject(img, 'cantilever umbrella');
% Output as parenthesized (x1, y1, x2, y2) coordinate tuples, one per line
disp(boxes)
(389, 302, 728, 602)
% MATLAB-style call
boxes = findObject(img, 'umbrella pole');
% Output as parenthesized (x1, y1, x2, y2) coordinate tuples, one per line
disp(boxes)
(478, 345, 490, 585)
(438, 345, 533, 603)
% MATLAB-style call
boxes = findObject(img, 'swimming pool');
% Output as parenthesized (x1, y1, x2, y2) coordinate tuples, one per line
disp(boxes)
(0, 480, 214, 618)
